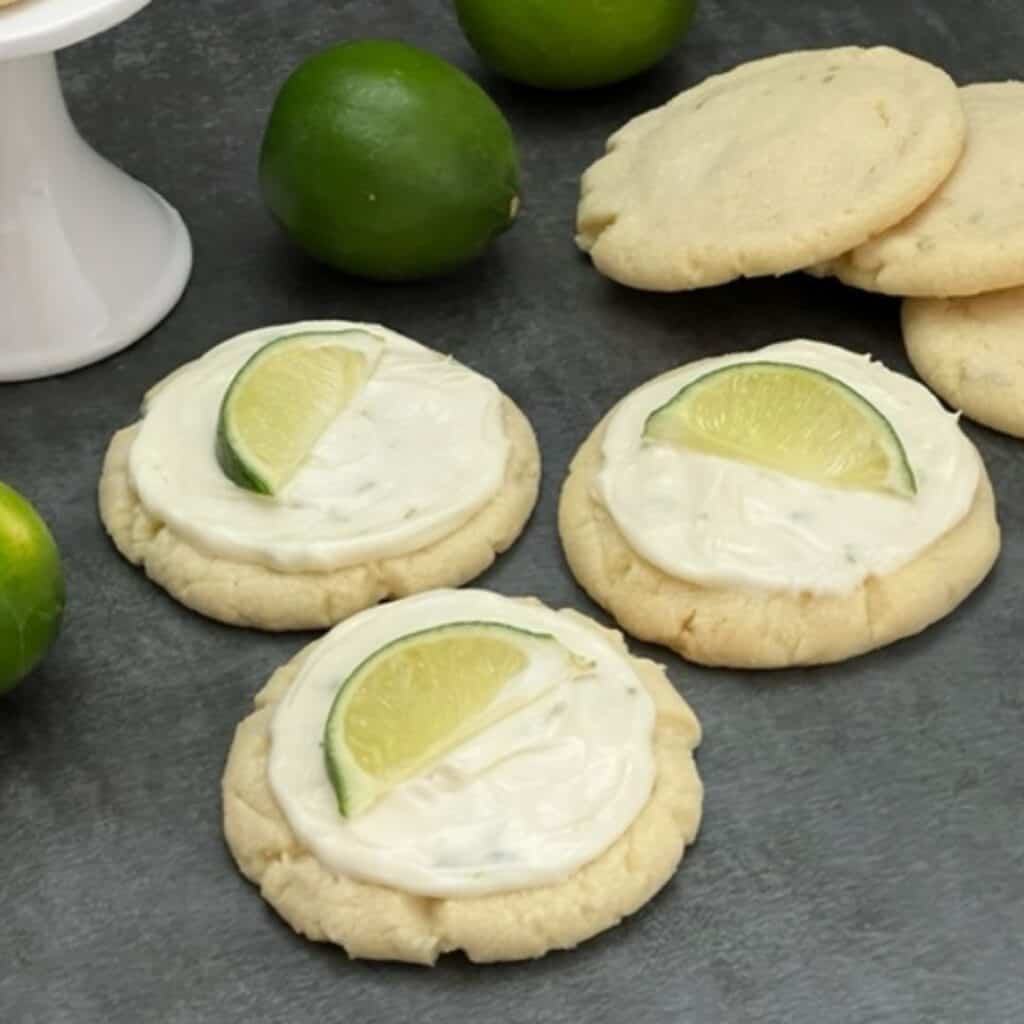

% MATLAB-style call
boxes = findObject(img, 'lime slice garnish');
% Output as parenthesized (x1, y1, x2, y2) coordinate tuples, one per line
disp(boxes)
(323, 621, 592, 817)
(642, 361, 917, 498)
(215, 330, 379, 495)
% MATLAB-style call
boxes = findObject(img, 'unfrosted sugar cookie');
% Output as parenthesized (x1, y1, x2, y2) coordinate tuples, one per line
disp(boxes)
(904, 287, 1024, 437)
(559, 341, 999, 668)
(221, 589, 703, 964)
(575, 47, 964, 291)
(99, 321, 540, 630)
(822, 83, 1024, 297)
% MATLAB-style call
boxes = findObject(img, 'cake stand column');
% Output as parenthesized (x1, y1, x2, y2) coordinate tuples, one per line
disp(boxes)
(0, 48, 192, 381)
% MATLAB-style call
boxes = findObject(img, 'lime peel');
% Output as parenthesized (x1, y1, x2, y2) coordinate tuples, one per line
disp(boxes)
(642, 361, 917, 498)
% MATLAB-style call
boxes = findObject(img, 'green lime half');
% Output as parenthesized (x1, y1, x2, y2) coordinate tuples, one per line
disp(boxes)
(643, 361, 917, 497)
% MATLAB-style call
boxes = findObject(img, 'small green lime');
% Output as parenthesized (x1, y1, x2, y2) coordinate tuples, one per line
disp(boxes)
(454, 0, 698, 90)
(0, 482, 65, 694)
(259, 40, 521, 281)
(323, 621, 590, 817)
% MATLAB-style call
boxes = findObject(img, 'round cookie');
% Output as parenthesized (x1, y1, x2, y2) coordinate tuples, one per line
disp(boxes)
(904, 287, 1024, 437)
(222, 596, 703, 964)
(575, 46, 964, 291)
(559, 346, 1000, 669)
(99, 322, 541, 631)
(822, 83, 1024, 297)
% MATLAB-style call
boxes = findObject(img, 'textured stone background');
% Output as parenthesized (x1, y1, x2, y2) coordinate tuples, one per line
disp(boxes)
(1, 1, 1022, 1021)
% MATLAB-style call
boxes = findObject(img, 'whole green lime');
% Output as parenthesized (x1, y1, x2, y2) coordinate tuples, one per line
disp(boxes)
(0, 482, 65, 694)
(454, 0, 697, 90)
(259, 40, 521, 281)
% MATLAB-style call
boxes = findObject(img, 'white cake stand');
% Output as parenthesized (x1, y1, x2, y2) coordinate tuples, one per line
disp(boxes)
(0, 0, 192, 381)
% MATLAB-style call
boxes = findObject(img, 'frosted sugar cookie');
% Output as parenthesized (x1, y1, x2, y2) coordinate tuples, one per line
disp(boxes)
(559, 341, 999, 668)
(99, 321, 540, 630)
(222, 589, 703, 964)
(575, 47, 964, 291)
(822, 83, 1024, 297)
(904, 287, 1024, 437)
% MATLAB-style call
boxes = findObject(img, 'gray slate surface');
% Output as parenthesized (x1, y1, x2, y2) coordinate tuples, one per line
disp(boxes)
(2, 1, 1023, 1021)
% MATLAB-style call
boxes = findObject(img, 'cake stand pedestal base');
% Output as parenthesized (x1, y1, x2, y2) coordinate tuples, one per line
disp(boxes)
(0, 48, 191, 381)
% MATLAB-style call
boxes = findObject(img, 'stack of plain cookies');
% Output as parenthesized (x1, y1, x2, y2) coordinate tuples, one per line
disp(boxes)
(576, 46, 1024, 438)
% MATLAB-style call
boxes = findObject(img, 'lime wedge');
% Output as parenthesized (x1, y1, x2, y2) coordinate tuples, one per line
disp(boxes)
(642, 361, 917, 497)
(215, 330, 379, 495)
(324, 621, 592, 817)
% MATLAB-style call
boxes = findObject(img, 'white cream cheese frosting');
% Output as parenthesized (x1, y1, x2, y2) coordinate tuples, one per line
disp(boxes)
(127, 321, 509, 571)
(598, 340, 980, 595)
(267, 589, 657, 898)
